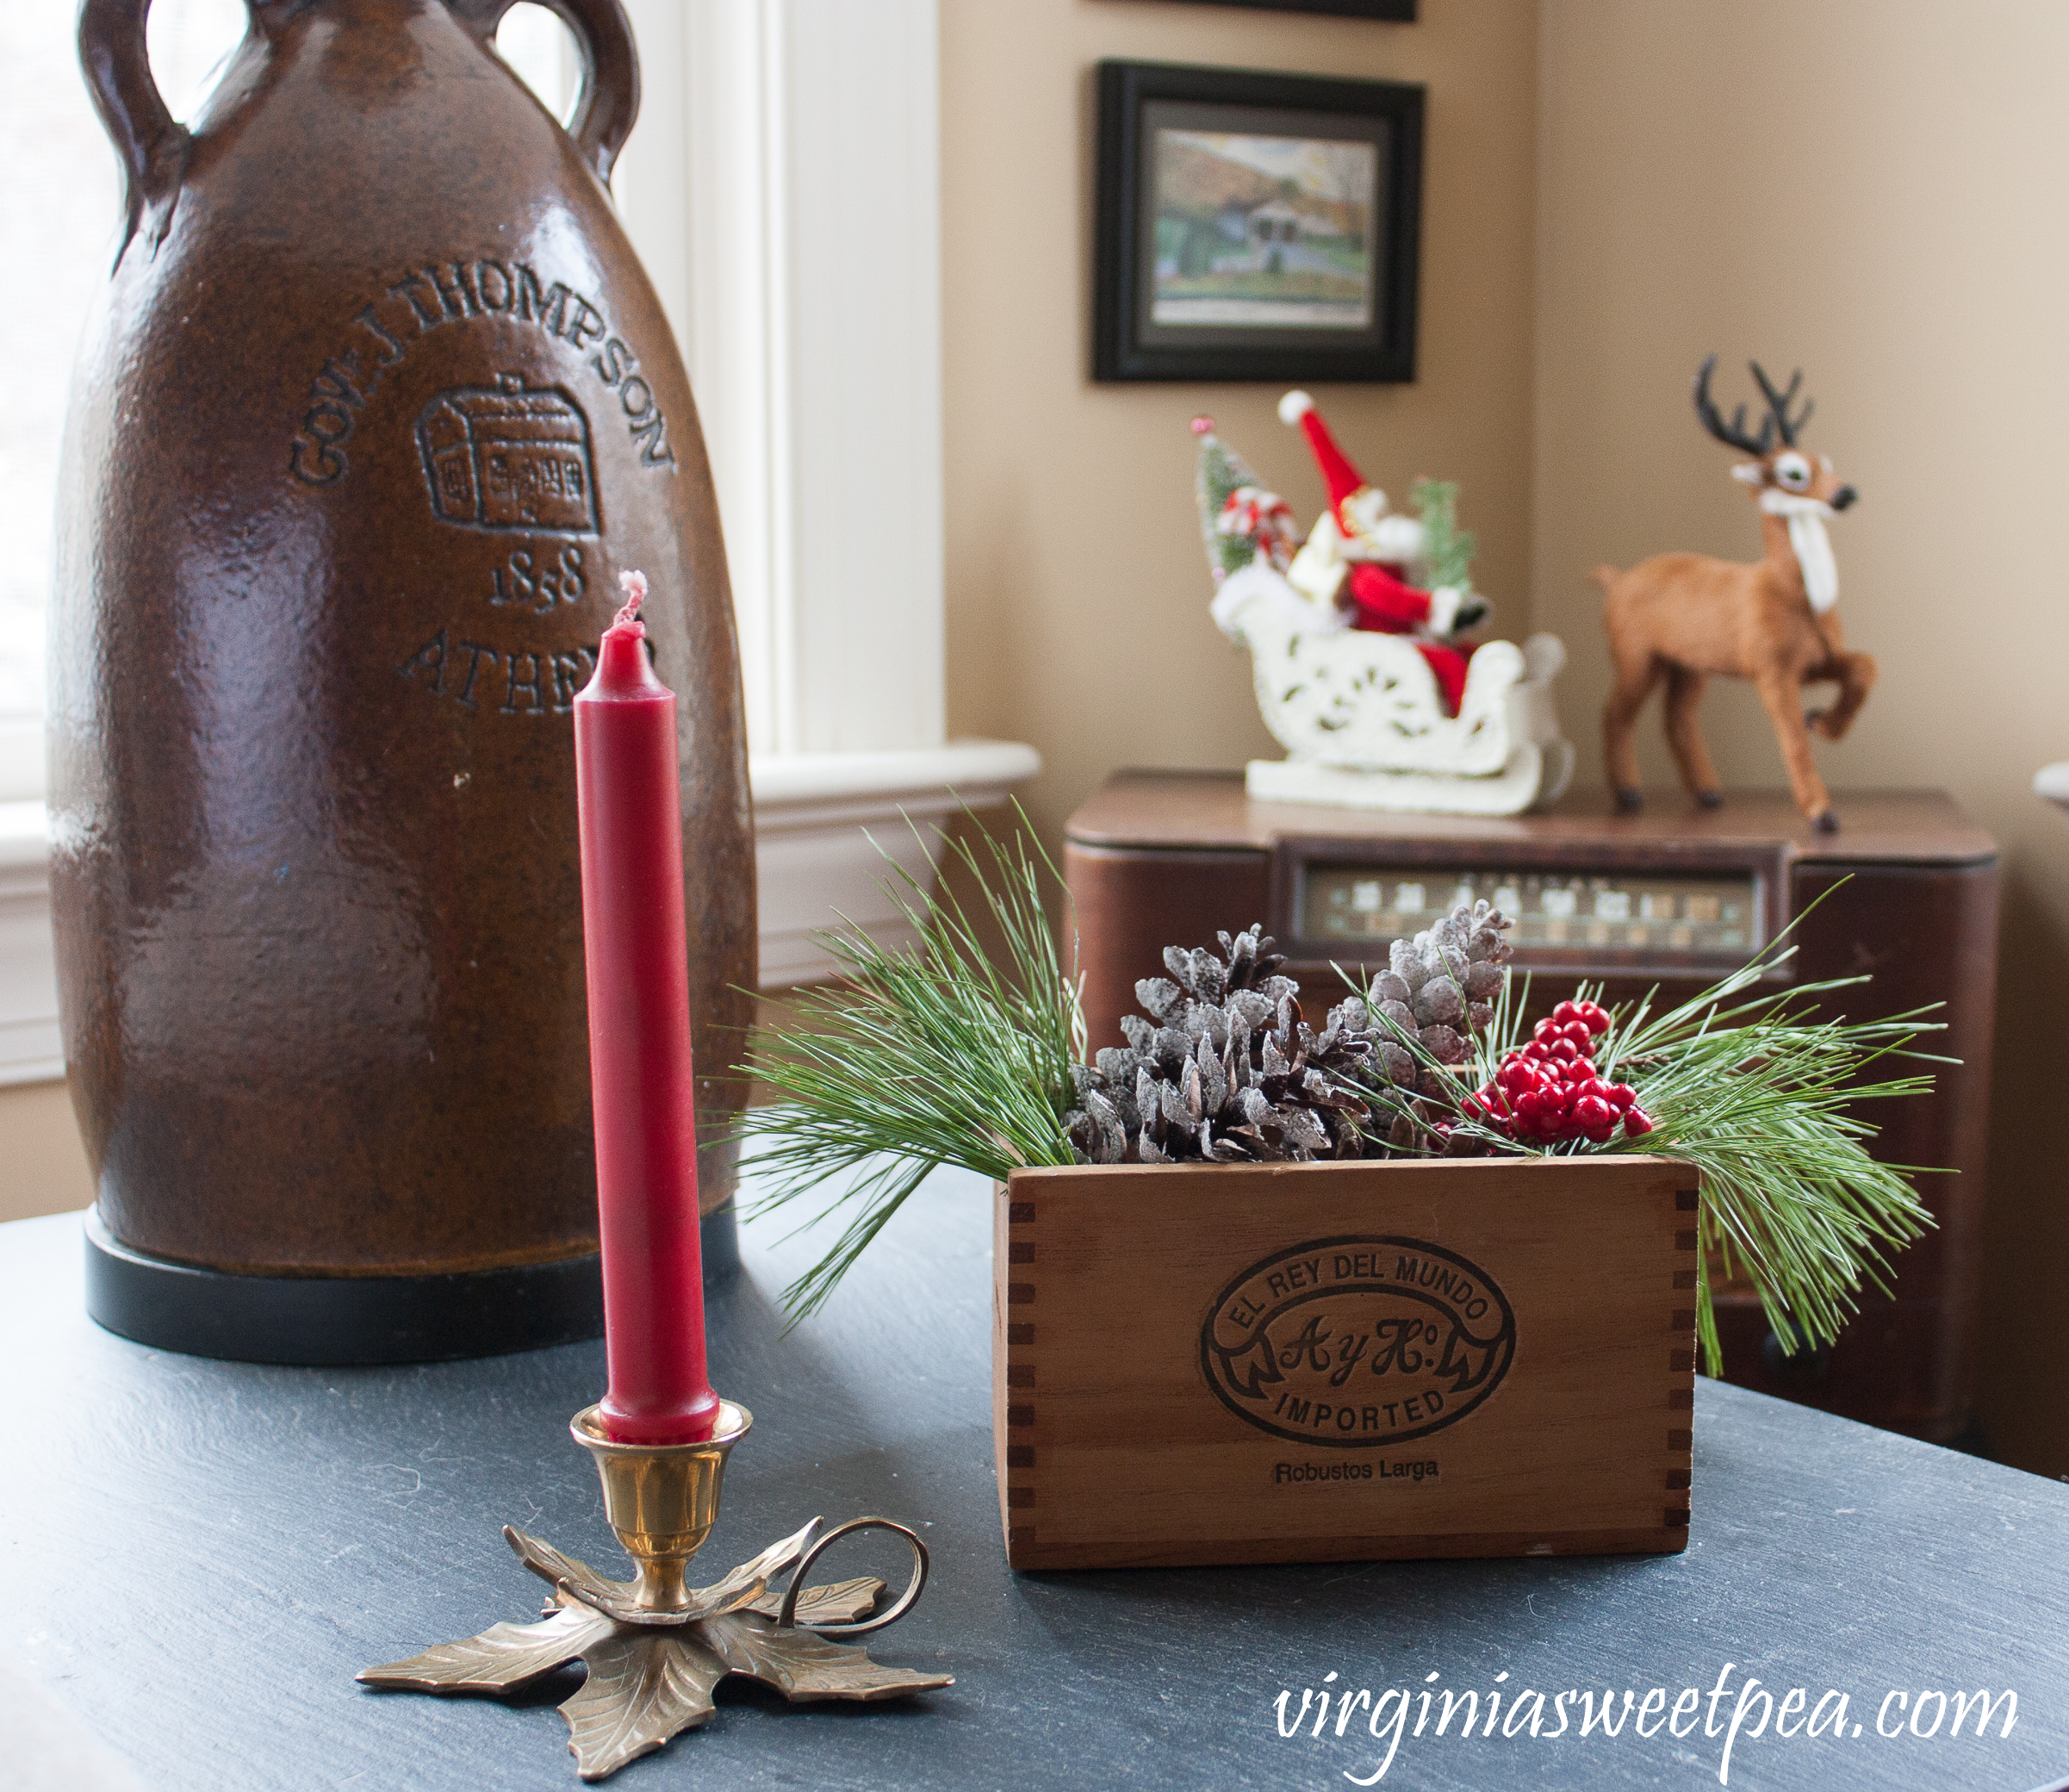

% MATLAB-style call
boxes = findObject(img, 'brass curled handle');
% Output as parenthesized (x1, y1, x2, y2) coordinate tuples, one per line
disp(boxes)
(775, 1517, 930, 1640)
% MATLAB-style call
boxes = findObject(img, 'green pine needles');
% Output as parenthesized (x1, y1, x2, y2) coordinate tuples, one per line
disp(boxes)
(738, 816, 1942, 1372)
(1372, 940, 1940, 1374)
(1576, 956, 1940, 1373)
(736, 819, 1079, 1322)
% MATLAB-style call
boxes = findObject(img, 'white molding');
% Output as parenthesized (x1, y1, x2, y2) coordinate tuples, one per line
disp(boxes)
(779, 0, 945, 755)
(668, 0, 945, 758)
(669, 0, 789, 750)
(611, 0, 692, 359)
(640, 0, 973, 983)
(751, 739, 1041, 823)
(751, 740, 1041, 987)
(0, 802, 60, 1086)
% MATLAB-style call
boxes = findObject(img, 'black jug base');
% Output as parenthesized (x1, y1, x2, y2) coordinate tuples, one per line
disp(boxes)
(83, 1204, 739, 1366)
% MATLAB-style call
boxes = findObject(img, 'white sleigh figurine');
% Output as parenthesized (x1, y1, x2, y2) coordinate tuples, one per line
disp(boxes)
(1211, 562, 1574, 814)
(1194, 404, 1573, 817)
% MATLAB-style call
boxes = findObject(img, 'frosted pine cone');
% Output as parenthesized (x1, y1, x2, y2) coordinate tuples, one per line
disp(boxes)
(1065, 924, 1375, 1166)
(1365, 899, 1512, 1060)
(1061, 906, 1514, 1167)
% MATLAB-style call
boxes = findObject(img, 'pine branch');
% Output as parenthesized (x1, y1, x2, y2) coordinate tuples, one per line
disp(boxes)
(742, 843, 1945, 1376)
(1339, 901, 1941, 1372)
(735, 806, 1081, 1324)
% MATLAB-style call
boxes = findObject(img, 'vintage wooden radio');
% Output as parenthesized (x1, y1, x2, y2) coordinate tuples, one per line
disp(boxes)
(1063, 774, 1999, 1444)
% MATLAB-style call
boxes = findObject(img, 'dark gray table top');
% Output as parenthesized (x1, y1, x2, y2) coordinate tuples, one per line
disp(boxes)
(4, 1169, 2068, 1792)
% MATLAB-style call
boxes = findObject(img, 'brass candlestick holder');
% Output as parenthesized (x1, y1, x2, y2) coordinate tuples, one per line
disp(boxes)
(360, 1397, 953, 1781)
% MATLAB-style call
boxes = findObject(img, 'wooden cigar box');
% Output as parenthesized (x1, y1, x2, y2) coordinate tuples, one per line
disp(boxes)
(993, 1155, 1699, 1571)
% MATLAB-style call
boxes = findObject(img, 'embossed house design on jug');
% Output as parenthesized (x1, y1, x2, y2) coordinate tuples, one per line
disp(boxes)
(416, 374, 599, 533)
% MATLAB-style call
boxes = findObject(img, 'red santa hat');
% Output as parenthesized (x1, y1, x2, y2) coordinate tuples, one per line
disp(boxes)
(1278, 389, 1370, 521)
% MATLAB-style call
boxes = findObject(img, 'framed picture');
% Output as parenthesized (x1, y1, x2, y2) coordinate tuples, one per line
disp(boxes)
(1136, 1, 1415, 17)
(1093, 60, 1424, 383)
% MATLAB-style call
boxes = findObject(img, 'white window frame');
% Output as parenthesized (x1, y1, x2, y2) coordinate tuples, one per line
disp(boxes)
(618, 0, 1036, 986)
(0, 0, 1037, 1080)
(640, 0, 947, 759)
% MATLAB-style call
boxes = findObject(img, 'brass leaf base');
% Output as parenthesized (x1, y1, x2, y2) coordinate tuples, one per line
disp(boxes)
(358, 1400, 953, 1780)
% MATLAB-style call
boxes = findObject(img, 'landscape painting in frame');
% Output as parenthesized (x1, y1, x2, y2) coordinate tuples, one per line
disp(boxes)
(1093, 64, 1423, 383)
(1138, 0, 1416, 16)
(1149, 126, 1378, 333)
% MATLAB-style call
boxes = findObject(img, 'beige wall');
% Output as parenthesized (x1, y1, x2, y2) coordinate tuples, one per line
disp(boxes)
(941, 0, 1542, 848)
(1532, 0, 2069, 1473)
(0, 1080, 91, 1223)
(11, 2, 2066, 1466)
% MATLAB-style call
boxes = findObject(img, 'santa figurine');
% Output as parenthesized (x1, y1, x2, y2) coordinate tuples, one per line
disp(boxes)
(1278, 389, 1486, 713)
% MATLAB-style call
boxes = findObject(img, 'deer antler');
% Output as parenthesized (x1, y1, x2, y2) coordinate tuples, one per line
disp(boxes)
(1749, 362, 1814, 447)
(1692, 355, 1774, 457)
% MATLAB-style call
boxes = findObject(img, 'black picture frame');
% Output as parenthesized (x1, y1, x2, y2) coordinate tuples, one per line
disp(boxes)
(1139, 0, 1416, 18)
(1093, 60, 1423, 384)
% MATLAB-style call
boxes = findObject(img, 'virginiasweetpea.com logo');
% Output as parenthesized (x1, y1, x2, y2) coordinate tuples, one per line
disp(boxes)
(1274, 1663, 2019, 1786)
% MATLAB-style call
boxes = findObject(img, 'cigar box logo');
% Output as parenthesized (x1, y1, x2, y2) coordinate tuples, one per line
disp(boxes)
(1202, 1236, 1515, 1448)
(416, 375, 599, 533)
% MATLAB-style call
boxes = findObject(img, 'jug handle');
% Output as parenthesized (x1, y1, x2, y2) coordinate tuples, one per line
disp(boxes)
(78, 0, 192, 260)
(451, 0, 641, 188)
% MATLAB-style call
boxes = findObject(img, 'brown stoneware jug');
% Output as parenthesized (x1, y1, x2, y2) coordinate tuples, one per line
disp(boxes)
(58, 0, 755, 1362)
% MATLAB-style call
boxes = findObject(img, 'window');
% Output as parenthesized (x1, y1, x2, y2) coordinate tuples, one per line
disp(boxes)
(0, 0, 1031, 1011)
(3, 0, 251, 800)
(625, 0, 1034, 981)
(511, 2, 1033, 982)
(508, 0, 954, 764)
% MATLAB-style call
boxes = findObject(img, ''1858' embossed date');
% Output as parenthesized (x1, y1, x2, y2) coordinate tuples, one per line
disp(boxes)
(488, 544, 587, 613)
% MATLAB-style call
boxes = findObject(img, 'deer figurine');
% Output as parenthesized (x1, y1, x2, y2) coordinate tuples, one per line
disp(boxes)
(1596, 358, 1872, 832)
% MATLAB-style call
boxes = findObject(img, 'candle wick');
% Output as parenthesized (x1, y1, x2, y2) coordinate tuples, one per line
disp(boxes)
(613, 569, 649, 631)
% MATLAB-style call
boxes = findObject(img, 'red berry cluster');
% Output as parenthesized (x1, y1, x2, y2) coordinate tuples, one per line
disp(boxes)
(1463, 999, 1655, 1145)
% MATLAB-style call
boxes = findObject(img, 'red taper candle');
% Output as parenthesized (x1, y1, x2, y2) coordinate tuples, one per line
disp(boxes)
(574, 569, 720, 1444)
